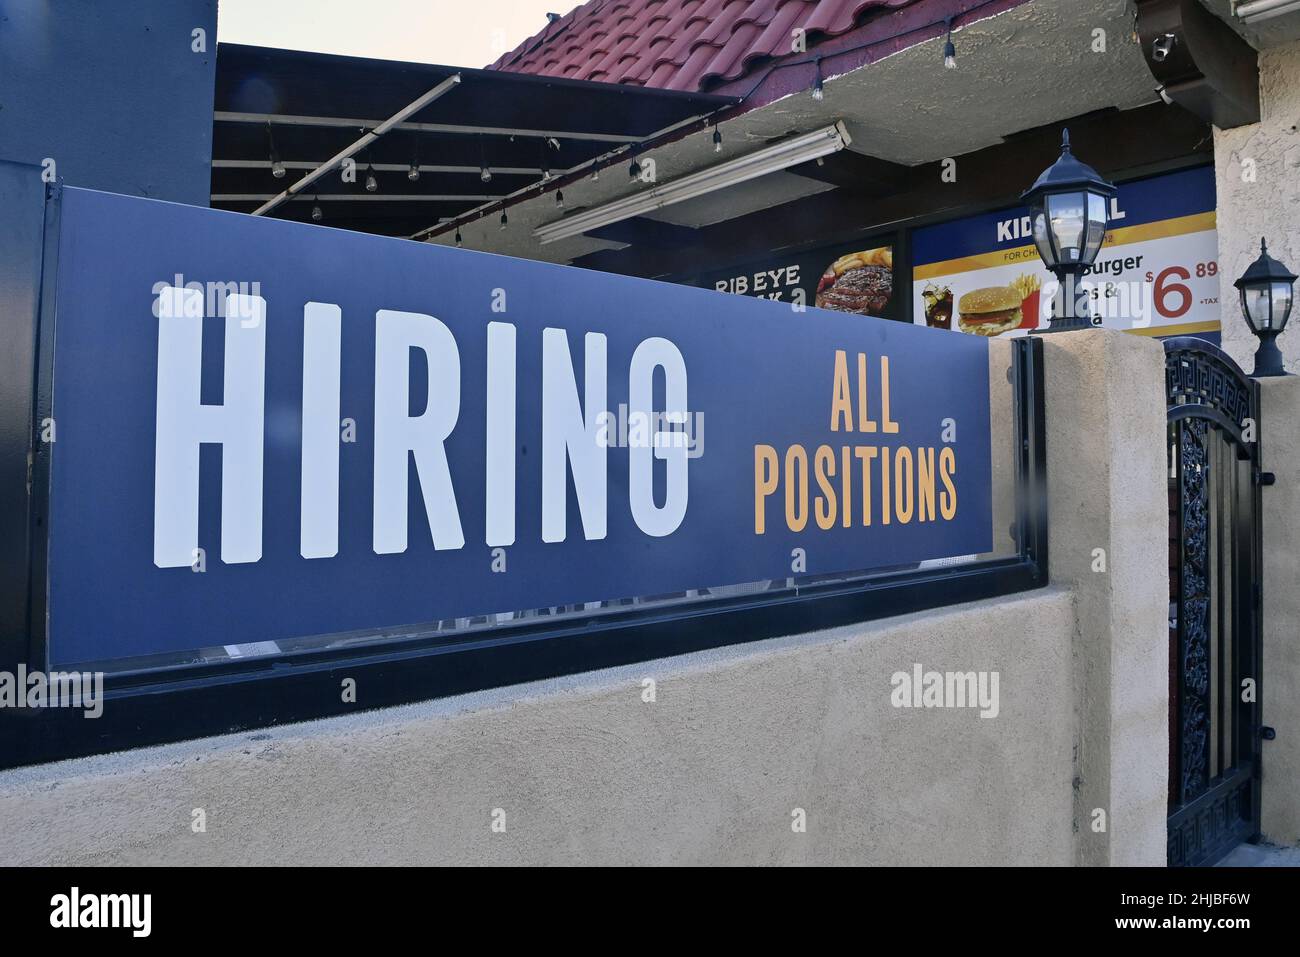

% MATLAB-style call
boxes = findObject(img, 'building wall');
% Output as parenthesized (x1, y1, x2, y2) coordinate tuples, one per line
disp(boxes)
(1259, 377, 1300, 847)
(0, 330, 1170, 866)
(1215, 39, 1300, 374)
(0, 0, 217, 207)
(1214, 40, 1300, 848)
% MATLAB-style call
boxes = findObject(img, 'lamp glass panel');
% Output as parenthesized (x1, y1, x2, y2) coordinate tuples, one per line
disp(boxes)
(1030, 200, 1057, 268)
(1271, 280, 1294, 331)
(1083, 192, 1109, 262)
(1243, 284, 1274, 331)
(1046, 191, 1087, 263)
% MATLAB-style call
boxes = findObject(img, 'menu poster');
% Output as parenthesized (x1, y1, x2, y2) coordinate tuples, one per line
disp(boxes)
(692, 242, 900, 322)
(910, 166, 1220, 340)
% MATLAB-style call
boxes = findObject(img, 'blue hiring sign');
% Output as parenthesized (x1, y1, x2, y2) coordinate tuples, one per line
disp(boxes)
(44, 188, 993, 666)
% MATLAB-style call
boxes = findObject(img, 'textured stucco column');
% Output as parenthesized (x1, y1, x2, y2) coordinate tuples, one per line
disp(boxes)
(1042, 329, 1168, 866)
(1259, 376, 1300, 846)
(1214, 40, 1300, 374)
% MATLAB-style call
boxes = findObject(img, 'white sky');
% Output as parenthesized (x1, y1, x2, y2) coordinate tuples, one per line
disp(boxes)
(216, 0, 578, 67)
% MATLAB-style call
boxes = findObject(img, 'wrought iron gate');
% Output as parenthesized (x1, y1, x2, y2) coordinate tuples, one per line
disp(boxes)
(1165, 337, 1264, 867)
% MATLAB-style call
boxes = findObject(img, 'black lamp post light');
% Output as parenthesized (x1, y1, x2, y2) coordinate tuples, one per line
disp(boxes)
(1236, 238, 1297, 377)
(1021, 129, 1117, 332)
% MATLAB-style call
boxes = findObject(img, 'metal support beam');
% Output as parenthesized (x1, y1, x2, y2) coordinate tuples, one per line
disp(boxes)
(216, 194, 500, 203)
(214, 160, 544, 176)
(252, 74, 462, 217)
(216, 110, 642, 145)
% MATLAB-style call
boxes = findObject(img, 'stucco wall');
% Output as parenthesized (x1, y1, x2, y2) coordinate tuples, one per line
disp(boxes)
(0, 589, 1077, 866)
(1259, 376, 1300, 847)
(1213, 40, 1300, 848)
(1215, 39, 1300, 374)
(1041, 331, 1169, 866)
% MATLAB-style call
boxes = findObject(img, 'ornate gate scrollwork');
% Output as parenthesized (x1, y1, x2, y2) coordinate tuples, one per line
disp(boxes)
(1179, 417, 1210, 801)
(1164, 338, 1263, 867)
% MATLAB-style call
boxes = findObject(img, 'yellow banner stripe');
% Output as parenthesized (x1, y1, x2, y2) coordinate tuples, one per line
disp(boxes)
(1126, 320, 1220, 338)
(912, 211, 1218, 281)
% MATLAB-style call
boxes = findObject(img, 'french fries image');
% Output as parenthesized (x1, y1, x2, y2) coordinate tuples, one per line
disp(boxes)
(1010, 273, 1043, 329)
(1009, 273, 1042, 300)
(827, 247, 893, 277)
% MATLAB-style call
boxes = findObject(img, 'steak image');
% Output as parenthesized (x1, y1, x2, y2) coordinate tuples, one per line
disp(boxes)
(816, 264, 893, 315)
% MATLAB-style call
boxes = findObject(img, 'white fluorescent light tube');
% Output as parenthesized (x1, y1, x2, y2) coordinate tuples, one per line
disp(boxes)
(534, 121, 852, 244)
(1237, 0, 1300, 22)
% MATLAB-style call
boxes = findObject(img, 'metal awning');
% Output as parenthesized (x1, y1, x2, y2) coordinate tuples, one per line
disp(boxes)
(211, 44, 739, 238)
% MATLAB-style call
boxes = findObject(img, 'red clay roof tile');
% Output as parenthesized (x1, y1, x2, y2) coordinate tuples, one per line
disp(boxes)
(489, 0, 924, 92)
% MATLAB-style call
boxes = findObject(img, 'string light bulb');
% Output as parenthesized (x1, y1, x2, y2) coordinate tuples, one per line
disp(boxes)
(629, 157, 642, 179)
(499, 210, 508, 230)
(943, 17, 957, 69)
(454, 228, 463, 247)
(556, 190, 564, 208)
(812, 58, 825, 101)
(408, 136, 421, 181)
(310, 197, 323, 222)
(267, 123, 286, 178)
(712, 125, 722, 153)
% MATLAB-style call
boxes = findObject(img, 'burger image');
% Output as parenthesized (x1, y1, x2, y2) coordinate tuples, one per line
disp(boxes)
(815, 247, 893, 316)
(957, 286, 1024, 337)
